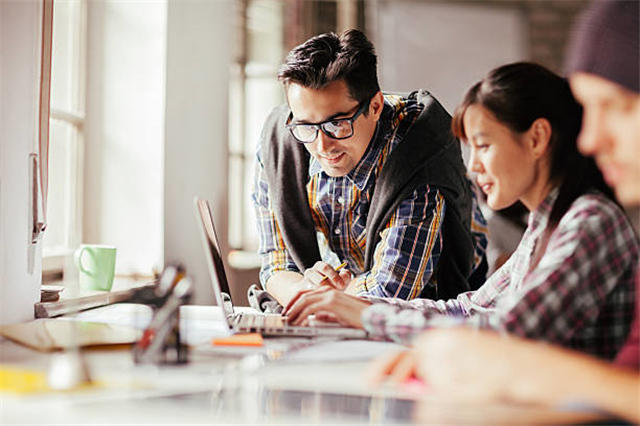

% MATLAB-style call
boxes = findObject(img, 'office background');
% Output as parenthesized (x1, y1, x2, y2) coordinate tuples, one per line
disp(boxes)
(33, 0, 590, 305)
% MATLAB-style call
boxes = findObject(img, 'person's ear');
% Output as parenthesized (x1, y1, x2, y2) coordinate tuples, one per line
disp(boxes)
(527, 118, 552, 159)
(369, 91, 384, 121)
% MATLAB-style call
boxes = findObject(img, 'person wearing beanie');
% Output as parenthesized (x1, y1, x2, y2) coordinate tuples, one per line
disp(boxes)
(566, 0, 639, 95)
(568, 0, 639, 371)
(367, 1, 640, 423)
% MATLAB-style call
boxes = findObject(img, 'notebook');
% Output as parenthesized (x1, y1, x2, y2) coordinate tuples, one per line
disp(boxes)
(194, 197, 367, 339)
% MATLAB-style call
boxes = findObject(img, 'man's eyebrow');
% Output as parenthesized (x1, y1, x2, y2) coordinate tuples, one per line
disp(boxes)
(292, 107, 357, 125)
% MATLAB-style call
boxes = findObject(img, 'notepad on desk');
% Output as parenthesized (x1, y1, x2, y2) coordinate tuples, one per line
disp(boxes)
(0, 319, 141, 351)
(34, 282, 157, 318)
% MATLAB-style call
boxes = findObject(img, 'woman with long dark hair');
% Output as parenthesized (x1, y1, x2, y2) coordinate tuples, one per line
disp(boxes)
(284, 62, 638, 361)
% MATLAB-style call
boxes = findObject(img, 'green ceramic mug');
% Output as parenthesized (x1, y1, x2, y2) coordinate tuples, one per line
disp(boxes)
(73, 244, 117, 291)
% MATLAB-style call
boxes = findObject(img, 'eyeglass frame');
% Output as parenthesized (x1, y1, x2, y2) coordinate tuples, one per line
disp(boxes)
(285, 98, 371, 144)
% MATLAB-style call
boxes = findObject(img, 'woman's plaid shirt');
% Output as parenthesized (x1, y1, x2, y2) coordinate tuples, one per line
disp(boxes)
(363, 190, 639, 359)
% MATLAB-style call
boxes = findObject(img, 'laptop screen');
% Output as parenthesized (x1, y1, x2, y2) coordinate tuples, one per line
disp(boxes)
(194, 198, 234, 319)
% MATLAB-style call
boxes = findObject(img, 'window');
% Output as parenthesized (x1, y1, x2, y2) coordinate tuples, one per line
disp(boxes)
(42, 0, 86, 275)
(228, 0, 285, 252)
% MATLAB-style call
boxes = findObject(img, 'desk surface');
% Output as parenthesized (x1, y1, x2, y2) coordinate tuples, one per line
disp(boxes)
(0, 304, 611, 425)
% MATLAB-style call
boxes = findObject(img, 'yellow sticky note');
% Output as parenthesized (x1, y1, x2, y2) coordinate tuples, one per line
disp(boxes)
(0, 366, 105, 395)
(212, 333, 264, 347)
(0, 367, 49, 394)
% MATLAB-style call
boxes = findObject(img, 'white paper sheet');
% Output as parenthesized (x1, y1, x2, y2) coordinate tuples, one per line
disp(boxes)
(282, 339, 406, 363)
(58, 304, 240, 345)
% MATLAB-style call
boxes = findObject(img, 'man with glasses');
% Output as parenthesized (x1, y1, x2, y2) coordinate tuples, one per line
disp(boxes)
(252, 29, 488, 308)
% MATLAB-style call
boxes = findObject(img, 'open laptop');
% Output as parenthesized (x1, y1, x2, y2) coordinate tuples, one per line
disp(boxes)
(194, 197, 367, 339)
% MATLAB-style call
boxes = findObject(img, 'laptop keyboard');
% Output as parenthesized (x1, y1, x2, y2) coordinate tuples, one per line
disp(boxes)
(234, 313, 287, 330)
(231, 311, 367, 339)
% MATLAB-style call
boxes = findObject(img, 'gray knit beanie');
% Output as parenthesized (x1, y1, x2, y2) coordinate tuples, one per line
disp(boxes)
(565, 0, 639, 93)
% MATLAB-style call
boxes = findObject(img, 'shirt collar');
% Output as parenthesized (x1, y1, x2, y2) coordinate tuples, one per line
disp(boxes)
(309, 155, 323, 176)
(345, 124, 384, 189)
(527, 187, 560, 234)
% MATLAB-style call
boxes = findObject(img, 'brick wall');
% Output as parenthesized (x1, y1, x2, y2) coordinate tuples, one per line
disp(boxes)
(522, 0, 590, 73)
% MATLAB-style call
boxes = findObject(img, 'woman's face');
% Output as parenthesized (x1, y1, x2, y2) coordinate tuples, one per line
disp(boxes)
(464, 104, 544, 211)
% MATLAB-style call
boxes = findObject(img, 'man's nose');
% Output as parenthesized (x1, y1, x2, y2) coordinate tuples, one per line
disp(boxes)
(316, 128, 336, 152)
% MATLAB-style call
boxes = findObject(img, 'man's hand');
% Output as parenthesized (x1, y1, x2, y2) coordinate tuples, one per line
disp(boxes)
(303, 261, 352, 290)
(282, 286, 371, 328)
(266, 261, 352, 308)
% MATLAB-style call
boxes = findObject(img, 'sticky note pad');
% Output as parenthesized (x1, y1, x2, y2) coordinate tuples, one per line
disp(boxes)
(212, 333, 263, 347)
(0, 366, 106, 395)
(0, 367, 49, 394)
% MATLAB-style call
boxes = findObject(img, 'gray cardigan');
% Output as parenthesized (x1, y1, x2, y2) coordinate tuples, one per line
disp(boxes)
(261, 90, 485, 300)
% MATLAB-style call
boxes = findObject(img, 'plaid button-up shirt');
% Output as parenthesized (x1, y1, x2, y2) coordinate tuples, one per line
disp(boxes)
(363, 190, 639, 359)
(252, 95, 488, 300)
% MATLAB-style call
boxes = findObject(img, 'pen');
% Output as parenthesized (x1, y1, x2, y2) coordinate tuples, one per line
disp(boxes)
(319, 261, 348, 283)
(320, 261, 368, 292)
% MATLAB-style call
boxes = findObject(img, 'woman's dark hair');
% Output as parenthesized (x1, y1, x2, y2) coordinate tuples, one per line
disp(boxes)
(451, 62, 616, 227)
(277, 29, 380, 105)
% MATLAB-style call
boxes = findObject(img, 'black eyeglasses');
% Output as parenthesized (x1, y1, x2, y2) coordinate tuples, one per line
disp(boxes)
(285, 99, 370, 144)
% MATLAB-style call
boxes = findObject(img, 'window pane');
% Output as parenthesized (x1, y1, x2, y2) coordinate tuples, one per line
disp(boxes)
(228, 155, 245, 249)
(51, 0, 83, 113)
(45, 0, 84, 261)
(228, 0, 286, 250)
(43, 120, 79, 252)
(247, 1, 284, 66)
(228, 75, 244, 155)
(244, 76, 283, 158)
(243, 156, 259, 250)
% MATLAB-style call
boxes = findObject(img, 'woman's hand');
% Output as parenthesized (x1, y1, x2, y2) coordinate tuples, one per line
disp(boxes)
(366, 328, 524, 400)
(283, 285, 371, 328)
(411, 328, 603, 404)
(367, 329, 539, 399)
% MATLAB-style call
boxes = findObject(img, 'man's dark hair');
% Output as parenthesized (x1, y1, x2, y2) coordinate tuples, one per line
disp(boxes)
(451, 62, 616, 228)
(278, 29, 380, 104)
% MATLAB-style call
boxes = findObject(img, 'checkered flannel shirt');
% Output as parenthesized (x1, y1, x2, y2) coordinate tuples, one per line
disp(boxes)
(252, 95, 488, 300)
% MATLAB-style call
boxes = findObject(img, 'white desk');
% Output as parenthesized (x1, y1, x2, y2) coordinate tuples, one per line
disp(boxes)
(0, 304, 611, 424)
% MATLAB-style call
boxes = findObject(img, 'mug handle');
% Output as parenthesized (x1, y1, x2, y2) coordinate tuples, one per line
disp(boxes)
(73, 246, 93, 276)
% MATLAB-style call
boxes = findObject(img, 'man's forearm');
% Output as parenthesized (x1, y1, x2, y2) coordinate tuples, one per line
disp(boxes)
(265, 271, 305, 307)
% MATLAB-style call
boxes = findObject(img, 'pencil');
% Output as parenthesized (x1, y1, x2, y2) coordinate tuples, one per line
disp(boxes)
(319, 261, 348, 283)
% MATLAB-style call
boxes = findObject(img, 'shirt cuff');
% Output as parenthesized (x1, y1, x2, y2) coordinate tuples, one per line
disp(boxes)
(350, 272, 370, 295)
(360, 303, 416, 342)
(361, 302, 453, 345)
(259, 263, 301, 287)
